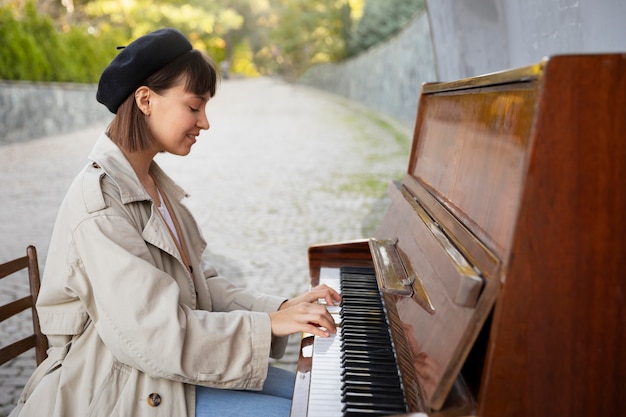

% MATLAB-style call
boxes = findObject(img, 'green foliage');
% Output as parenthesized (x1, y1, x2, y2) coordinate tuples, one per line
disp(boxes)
(0, 1, 124, 82)
(1, 0, 421, 82)
(62, 26, 126, 83)
(81, 0, 245, 71)
(346, 0, 425, 57)
(262, 0, 350, 78)
(0, 5, 51, 80)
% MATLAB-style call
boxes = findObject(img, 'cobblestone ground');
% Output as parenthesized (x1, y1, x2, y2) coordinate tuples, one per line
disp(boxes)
(0, 77, 411, 415)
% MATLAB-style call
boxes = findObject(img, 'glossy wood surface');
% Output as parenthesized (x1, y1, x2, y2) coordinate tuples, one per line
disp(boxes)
(407, 53, 626, 416)
(307, 239, 373, 286)
(375, 182, 499, 410)
(409, 78, 539, 258)
(476, 54, 626, 417)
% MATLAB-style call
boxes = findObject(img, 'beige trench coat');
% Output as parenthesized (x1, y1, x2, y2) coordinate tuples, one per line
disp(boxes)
(10, 134, 288, 417)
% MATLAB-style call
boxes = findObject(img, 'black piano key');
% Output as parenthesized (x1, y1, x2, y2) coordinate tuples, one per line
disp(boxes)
(341, 358, 397, 368)
(341, 334, 392, 343)
(342, 344, 393, 354)
(334, 266, 408, 416)
(343, 400, 407, 410)
(341, 342, 394, 351)
(342, 373, 402, 386)
(343, 402, 408, 415)
(340, 309, 384, 316)
(342, 336, 390, 343)
(341, 384, 405, 397)
(342, 364, 400, 374)
(341, 384, 402, 396)
(342, 371, 403, 383)
(343, 391, 406, 402)
(341, 348, 395, 357)
(341, 326, 388, 333)
(341, 330, 390, 338)
(342, 355, 395, 363)
(341, 328, 387, 335)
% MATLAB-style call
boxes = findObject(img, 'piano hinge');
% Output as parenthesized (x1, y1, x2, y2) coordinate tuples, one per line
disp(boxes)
(369, 237, 435, 315)
(401, 186, 485, 308)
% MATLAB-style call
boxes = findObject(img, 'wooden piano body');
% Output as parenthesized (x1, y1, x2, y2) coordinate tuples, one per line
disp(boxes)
(291, 53, 626, 416)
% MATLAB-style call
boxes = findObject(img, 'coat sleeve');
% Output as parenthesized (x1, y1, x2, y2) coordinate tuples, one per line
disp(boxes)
(66, 212, 273, 390)
(201, 263, 290, 358)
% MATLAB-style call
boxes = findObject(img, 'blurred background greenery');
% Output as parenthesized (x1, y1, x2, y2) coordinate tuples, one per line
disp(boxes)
(0, 0, 424, 82)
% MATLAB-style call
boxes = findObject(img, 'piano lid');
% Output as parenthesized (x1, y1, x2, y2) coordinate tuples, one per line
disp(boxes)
(373, 62, 546, 411)
(407, 62, 543, 261)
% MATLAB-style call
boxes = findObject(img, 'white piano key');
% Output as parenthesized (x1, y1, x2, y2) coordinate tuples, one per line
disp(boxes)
(308, 331, 344, 416)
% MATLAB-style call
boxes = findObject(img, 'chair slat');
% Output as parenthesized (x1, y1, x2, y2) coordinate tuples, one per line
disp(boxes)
(0, 296, 32, 323)
(0, 256, 28, 279)
(0, 246, 49, 367)
(0, 335, 37, 366)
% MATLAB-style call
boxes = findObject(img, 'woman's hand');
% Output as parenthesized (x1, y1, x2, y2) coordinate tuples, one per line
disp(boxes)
(279, 284, 341, 311)
(269, 285, 342, 338)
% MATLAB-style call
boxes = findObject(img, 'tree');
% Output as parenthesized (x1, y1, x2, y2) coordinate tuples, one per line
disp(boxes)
(262, 0, 351, 78)
(2, 0, 419, 82)
(81, 0, 243, 58)
(0, 1, 123, 82)
(346, 0, 425, 57)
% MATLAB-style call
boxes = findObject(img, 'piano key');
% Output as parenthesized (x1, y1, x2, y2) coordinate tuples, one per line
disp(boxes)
(342, 365, 401, 375)
(343, 387, 406, 398)
(343, 406, 404, 417)
(342, 375, 403, 387)
(304, 266, 409, 416)
(342, 386, 404, 398)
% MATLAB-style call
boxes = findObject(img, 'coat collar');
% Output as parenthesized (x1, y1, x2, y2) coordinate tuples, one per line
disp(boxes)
(88, 134, 188, 205)
(87, 134, 208, 302)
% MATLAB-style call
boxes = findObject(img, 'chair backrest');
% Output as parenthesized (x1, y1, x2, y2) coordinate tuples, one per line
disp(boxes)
(0, 245, 48, 366)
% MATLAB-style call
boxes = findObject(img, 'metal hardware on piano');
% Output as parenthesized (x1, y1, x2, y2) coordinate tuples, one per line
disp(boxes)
(290, 54, 626, 417)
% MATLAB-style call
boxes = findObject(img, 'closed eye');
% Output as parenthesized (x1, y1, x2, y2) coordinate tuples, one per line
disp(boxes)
(189, 106, 200, 113)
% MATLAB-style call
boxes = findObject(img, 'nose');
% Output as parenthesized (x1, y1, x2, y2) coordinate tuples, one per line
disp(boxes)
(198, 111, 210, 131)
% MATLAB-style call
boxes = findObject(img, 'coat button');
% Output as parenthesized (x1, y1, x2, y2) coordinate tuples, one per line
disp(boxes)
(147, 393, 161, 407)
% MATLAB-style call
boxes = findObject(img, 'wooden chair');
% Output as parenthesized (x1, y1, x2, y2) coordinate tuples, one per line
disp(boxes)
(0, 245, 48, 366)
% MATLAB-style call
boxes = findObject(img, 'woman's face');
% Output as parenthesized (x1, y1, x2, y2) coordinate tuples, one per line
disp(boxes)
(144, 78, 210, 156)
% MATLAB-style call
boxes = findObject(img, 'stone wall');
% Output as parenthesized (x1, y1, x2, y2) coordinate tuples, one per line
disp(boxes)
(428, 0, 626, 81)
(299, 11, 436, 129)
(0, 81, 111, 145)
(298, 0, 626, 128)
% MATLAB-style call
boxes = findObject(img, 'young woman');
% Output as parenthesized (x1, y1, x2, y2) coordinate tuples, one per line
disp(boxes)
(10, 28, 340, 417)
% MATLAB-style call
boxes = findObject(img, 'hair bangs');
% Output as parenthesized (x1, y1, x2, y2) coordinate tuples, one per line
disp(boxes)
(183, 50, 219, 98)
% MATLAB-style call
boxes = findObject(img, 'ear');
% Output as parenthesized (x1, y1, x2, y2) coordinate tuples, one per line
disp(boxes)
(134, 86, 152, 116)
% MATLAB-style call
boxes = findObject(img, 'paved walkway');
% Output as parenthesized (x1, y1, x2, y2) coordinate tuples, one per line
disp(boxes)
(0, 77, 411, 415)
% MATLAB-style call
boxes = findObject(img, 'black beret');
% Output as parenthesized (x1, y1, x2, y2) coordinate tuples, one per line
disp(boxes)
(96, 28, 192, 113)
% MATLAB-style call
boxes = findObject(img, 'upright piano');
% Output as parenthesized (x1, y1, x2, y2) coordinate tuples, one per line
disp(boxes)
(290, 54, 626, 417)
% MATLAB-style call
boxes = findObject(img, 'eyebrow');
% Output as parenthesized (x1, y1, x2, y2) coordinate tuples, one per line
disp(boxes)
(187, 94, 209, 102)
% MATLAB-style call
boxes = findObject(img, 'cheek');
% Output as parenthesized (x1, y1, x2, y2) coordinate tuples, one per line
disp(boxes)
(151, 110, 182, 132)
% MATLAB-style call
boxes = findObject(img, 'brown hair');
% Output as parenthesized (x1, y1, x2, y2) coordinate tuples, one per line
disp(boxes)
(106, 49, 219, 152)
